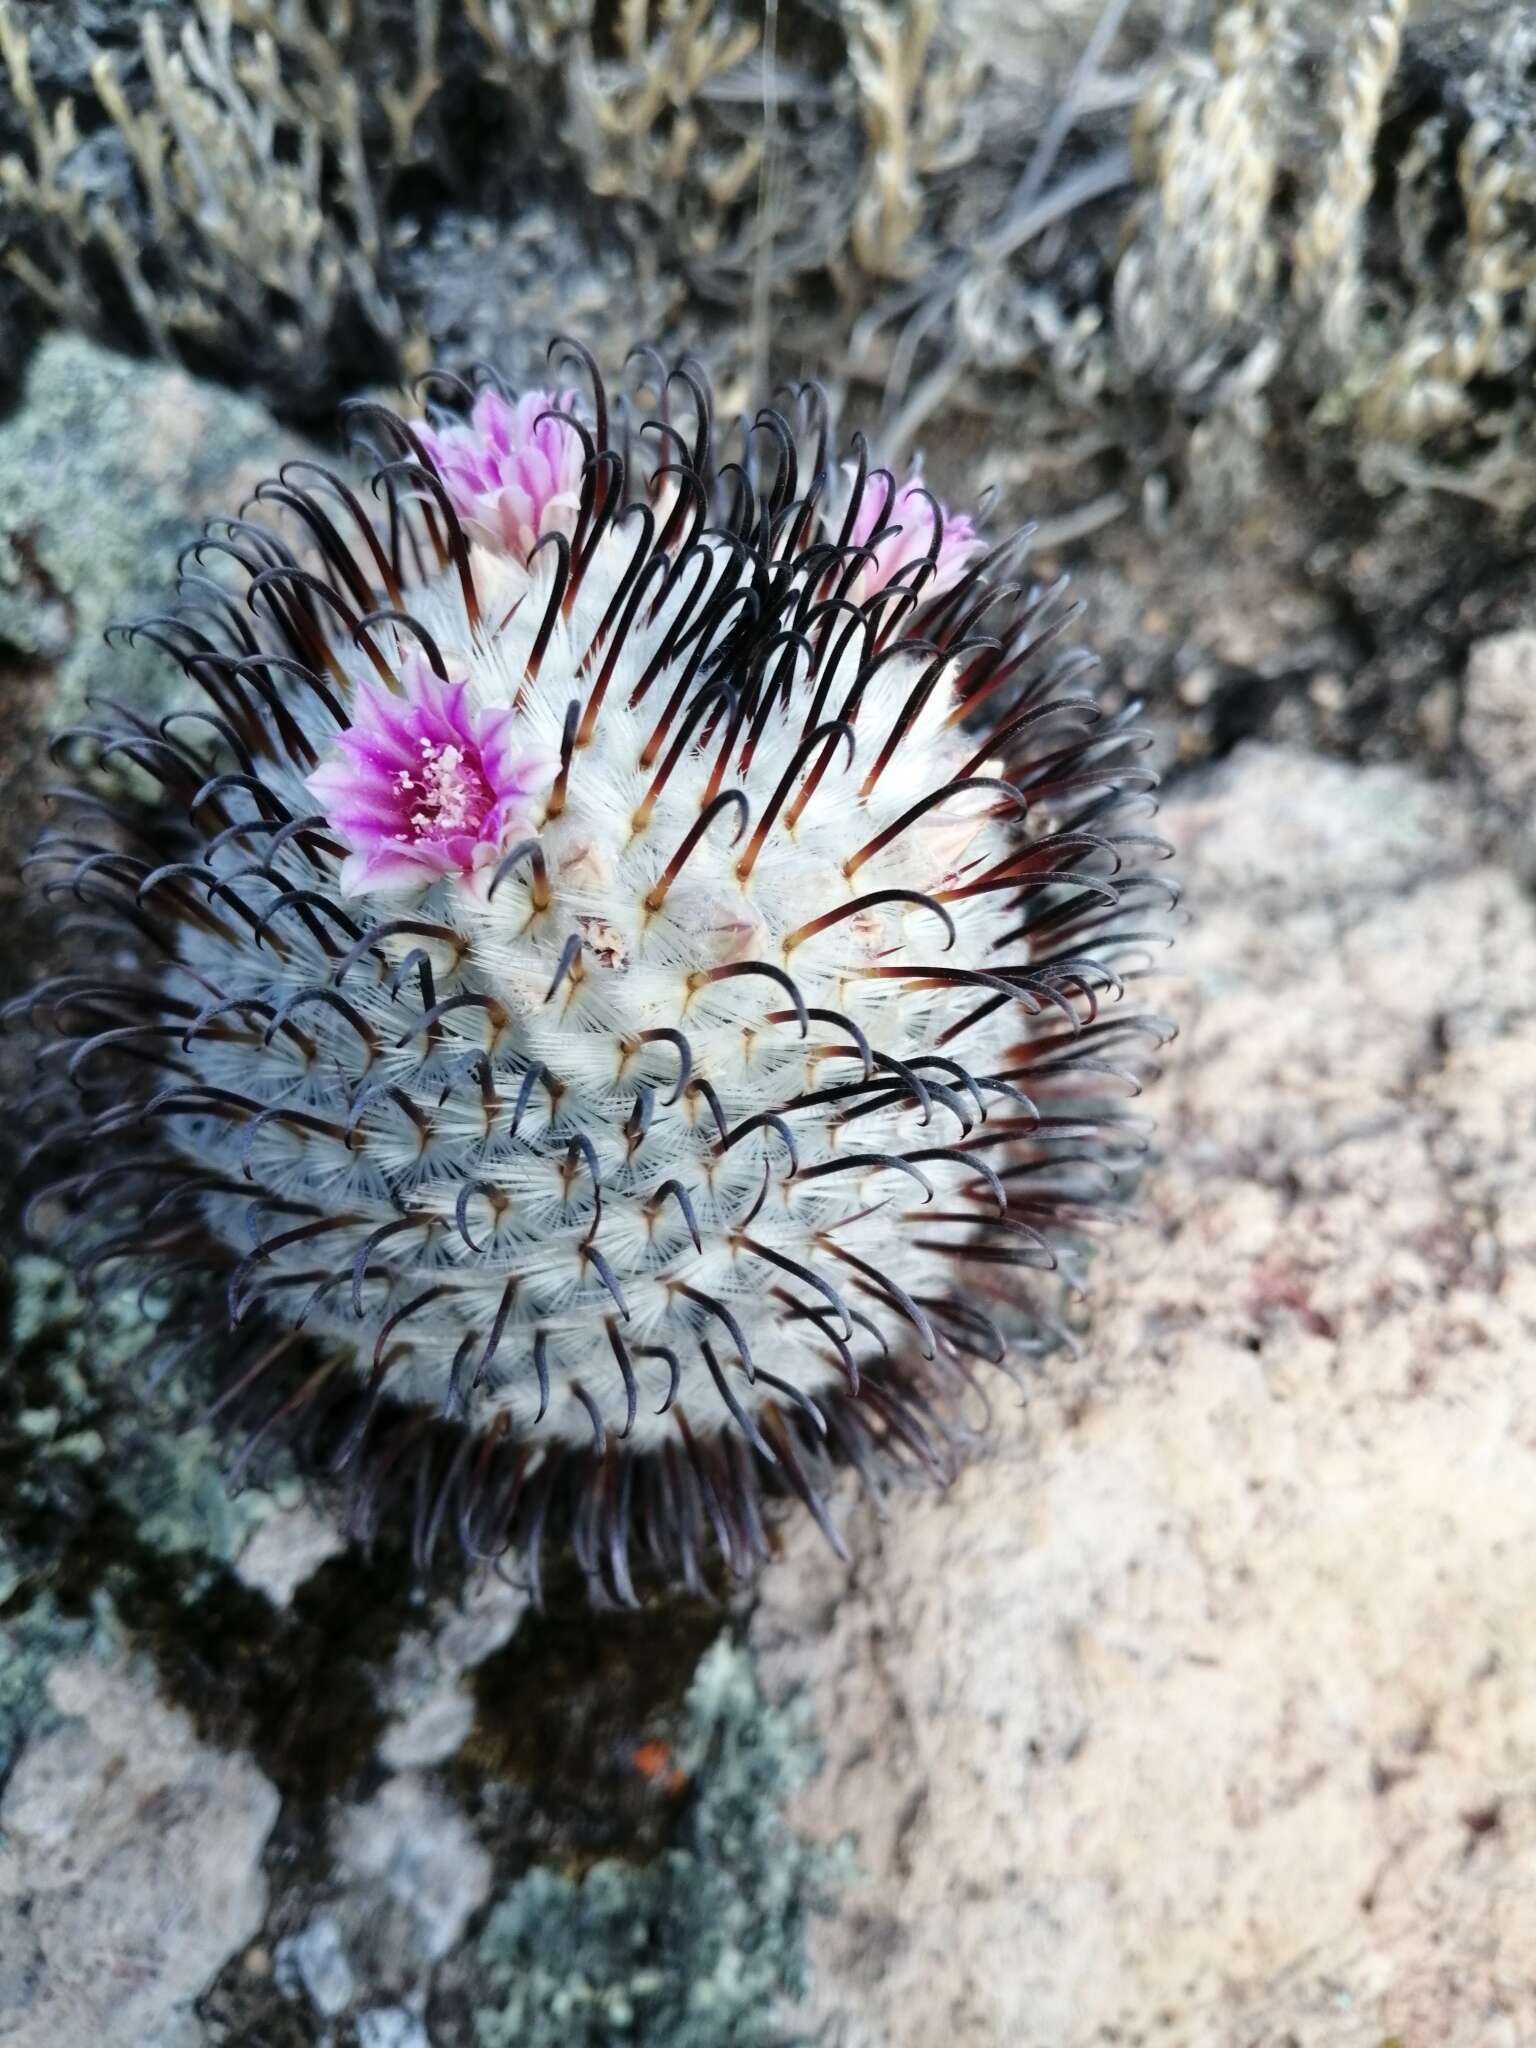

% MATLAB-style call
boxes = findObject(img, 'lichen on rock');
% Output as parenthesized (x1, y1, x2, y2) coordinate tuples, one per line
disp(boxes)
(0, 330, 314, 707)
(466, 1636, 843, 2048)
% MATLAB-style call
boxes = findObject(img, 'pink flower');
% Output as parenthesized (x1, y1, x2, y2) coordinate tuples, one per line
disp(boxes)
(416, 387, 588, 563)
(840, 465, 982, 604)
(307, 661, 551, 894)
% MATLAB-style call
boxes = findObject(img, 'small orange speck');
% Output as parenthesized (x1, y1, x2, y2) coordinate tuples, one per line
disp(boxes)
(631, 1742, 689, 1794)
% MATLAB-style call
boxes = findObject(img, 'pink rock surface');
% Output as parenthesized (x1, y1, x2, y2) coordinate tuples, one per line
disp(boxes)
(756, 741, 1536, 2048)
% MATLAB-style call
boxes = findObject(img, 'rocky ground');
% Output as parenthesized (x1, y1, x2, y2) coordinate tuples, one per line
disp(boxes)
(1, 325, 1533, 2047)
(759, 737, 1536, 2048)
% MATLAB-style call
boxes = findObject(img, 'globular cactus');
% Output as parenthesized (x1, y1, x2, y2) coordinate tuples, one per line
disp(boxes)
(15, 343, 1172, 1601)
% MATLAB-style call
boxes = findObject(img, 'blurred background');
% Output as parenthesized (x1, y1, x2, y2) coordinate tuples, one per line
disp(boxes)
(2, 4, 1535, 2045)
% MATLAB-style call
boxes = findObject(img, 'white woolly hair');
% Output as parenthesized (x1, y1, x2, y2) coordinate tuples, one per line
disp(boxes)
(20, 346, 1173, 1597)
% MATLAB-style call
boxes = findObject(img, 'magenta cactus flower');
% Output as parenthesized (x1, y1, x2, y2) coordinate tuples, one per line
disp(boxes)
(414, 386, 587, 561)
(305, 660, 552, 894)
(841, 462, 981, 602)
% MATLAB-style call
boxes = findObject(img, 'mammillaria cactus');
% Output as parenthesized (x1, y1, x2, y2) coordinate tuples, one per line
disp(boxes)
(15, 343, 1172, 1601)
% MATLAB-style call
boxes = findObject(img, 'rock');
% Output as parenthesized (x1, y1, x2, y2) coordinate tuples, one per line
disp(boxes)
(754, 742, 1536, 2048)
(356, 2009, 433, 2048)
(234, 1499, 349, 1609)
(333, 1774, 493, 1978)
(1464, 631, 1536, 851)
(275, 1913, 357, 2019)
(0, 337, 314, 1167)
(376, 1677, 478, 1772)
(0, 332, 312, 724)
(0, 1654, 280, 2048)
(378, 1566, 529, 1770)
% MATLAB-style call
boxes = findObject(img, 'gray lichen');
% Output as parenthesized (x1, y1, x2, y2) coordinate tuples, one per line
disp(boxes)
(470, 1636, 845, 2048)
(0, 1556, 101, 1784)
(0, 1245, 302, 1788)
(6, 1253, 277, 1562)
(0, 328, 311, 723)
